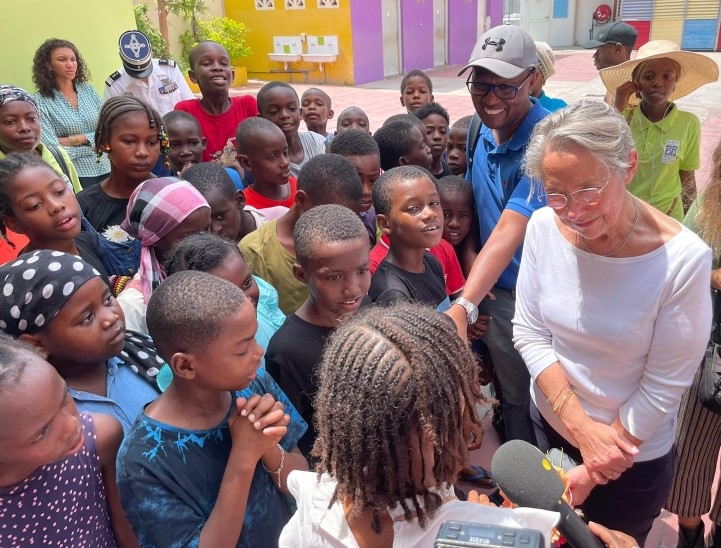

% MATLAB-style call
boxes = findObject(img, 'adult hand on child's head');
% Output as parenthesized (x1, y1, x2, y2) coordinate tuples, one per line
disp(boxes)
(229, 394, 289, 462)
(588, 521, 639, 548)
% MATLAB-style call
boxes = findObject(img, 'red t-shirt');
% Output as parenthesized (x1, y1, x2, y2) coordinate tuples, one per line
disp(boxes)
(174, 95, 259, 162)
(370, 234, 465, 295)
(0, 230, 29, 265)
(244, 177, 298, 210)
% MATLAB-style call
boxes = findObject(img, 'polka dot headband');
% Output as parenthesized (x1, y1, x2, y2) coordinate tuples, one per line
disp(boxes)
(0, 250, 100, 337)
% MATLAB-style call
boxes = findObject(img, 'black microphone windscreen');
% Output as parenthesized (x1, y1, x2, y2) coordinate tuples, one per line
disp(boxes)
(491, 440, 567, 510)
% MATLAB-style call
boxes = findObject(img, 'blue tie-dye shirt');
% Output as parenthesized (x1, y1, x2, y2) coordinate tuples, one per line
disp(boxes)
(116, 369, 307, 547)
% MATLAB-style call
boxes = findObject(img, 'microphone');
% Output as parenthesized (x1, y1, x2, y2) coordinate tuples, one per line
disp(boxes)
(491, 440, 604, 548)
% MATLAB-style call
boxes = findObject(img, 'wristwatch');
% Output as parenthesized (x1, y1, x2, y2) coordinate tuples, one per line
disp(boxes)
(452, 297, 478, 324)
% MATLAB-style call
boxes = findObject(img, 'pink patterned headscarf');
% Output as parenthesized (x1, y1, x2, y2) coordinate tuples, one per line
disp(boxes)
(121, 177, 209, 302)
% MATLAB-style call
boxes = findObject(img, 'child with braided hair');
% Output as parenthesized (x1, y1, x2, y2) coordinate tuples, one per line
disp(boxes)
(76, 96, 168, 240)
(279, 302, 559, 547)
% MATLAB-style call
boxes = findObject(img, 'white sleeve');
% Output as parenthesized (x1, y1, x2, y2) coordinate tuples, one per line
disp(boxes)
(172, 65, 195, 101)
(619, 239, 712, 440)
(513, 216, 560, 379)
(117, 286, 149, 335)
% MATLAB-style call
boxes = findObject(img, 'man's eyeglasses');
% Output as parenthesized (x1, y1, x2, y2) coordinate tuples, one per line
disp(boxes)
(545, 179, 611, 210)
(465, 68, 535, 100)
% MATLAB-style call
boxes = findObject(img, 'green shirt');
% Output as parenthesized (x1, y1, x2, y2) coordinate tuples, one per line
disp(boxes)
(625, 104, 700, 221)
(0, 143, 82, 193)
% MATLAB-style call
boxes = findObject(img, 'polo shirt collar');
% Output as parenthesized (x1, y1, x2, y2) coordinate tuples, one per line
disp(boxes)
(480, 97, 549, 152)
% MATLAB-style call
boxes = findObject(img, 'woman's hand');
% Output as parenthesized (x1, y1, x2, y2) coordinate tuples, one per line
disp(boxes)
(614, 81, 638, 112)
(588, 522, 639, 548)
(573, 419, 637, 483)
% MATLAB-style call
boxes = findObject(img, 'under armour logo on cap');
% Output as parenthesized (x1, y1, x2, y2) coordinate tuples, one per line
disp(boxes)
(482, 38, 506, 52)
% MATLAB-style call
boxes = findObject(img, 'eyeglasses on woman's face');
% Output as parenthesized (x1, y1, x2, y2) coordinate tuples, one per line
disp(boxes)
(545, 179, 611, 210)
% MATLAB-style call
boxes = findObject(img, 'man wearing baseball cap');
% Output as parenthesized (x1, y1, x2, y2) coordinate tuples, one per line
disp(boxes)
(104, 30, 194, 117)
(583, 21, 638, 71)
(448, 25, 550, 444)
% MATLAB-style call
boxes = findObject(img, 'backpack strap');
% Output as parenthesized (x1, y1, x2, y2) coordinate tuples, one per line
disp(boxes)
(466, 113, 482, 173)
(46, 144, 72, 180)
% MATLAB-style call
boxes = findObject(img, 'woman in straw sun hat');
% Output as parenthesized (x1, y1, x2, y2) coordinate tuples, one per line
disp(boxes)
(531, 42, 568, 113)
(600, 40, 719, 221)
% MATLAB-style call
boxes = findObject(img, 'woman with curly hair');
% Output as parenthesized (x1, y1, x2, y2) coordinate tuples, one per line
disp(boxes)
(32, 38, 110, 188)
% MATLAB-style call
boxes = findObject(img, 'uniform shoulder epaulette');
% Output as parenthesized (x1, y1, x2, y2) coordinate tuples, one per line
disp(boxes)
(105, 71, 121, 87)
(158, 59, 177, 67)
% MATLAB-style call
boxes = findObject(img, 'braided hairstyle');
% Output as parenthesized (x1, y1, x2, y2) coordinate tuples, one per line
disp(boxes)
(32, 38, 90, 97)
(0, 152, 56, 245)
(313, 301, 483, 532)
(164, 232, 240, 276)
(0, 332, 41, 397)
(94, 96, 169, 168)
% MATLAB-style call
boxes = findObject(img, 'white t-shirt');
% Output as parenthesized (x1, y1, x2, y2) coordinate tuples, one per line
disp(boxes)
(289, 131, 327, 178)
(280, 471, 559, 547)
(513, 206, 712, 461)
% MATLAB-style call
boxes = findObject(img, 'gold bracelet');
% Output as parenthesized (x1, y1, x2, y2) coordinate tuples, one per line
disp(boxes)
(261, 444, 285, 489)
(551, 388, 574, 415)
(547, 386, 569, 405)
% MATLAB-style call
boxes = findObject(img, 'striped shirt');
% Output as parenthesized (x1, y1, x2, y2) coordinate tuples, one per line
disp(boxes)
(34, 82, 111, 178)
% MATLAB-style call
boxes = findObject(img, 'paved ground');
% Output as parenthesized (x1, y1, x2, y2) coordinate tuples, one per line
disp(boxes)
(232, 47, 721, 547)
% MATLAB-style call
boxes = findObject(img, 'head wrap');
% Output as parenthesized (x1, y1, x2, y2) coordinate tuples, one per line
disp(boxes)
(0, 250, 100, 337)
(0, 85, 38, 112)
(121, 177, 209, 302)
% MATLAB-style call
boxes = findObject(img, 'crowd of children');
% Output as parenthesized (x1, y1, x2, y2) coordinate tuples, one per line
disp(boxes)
(0, 29, 713, 547)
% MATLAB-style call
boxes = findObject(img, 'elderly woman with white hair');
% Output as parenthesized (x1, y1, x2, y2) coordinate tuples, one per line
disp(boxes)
(512, 99, 711, 545)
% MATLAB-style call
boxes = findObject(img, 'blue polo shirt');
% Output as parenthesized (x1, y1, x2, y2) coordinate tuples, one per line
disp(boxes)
(467, 98, 549, 290)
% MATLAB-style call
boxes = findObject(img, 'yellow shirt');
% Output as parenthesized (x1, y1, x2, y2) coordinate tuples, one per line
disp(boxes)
(239, 220, 308, 315)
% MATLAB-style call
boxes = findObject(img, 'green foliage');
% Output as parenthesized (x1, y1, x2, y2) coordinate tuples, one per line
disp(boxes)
(165, 0, 208, 42)
(197, 18, 252, 61)
(134, 4, 172, 60)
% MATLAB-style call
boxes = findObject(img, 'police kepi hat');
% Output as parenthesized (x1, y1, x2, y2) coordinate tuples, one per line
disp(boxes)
(119, 30, 153, 79)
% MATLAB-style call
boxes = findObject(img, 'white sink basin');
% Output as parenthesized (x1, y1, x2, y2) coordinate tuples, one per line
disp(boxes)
(301, 54, 337, 64)
(268, 53, 302, 63)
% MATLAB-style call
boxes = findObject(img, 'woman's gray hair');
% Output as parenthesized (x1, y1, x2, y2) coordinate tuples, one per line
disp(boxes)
(523, 100, 635, 183)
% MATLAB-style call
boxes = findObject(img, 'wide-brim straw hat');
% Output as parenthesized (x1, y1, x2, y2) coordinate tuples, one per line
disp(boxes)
(600, 40, 719, 105)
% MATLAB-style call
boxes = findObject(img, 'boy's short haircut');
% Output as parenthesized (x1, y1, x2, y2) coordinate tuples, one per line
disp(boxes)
(0, 332, 41, 395)
(188, 40, 227, 70)
(373, 165, 430, 217)
(328, 130, 379, 157)
(256, 81, 298, 114)
(400, 69, 433, 94)
(373, 121, 417, 171)
(451, 115, 473, 131)
(414, 102, 450, 125)
(437, 175, 474, 204)
(146, 270, 248, 359)
(163, 110, 202, 132)
(293, 204, 367, 264)
(236, 116, 282, 155)
(383, 113, 426, 134)
(182, 162, 236, 201)
(297, 153, 363, 205)
(301, 87, 332, 108)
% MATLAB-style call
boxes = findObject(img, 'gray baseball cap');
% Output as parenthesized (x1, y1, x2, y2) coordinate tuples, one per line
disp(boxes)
(458, 25, 538, 79)
(583, 21, 638, 48)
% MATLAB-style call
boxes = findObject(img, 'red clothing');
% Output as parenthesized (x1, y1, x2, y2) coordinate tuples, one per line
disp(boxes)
(0, 230, 29, 265)
(244, 177, 298, 210)
(174, 95, 259, 162)
(370, 234, 465, 295)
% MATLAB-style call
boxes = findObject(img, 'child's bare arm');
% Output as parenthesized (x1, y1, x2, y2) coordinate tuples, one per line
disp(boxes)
(198, 395, 289, 548)
(94, 414, 139, 548)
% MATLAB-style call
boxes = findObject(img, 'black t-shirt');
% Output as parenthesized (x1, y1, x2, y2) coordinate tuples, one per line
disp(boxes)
(265, 314, 333, 458)
(76, 183, 129, 235)
(369, 252, 448, 309)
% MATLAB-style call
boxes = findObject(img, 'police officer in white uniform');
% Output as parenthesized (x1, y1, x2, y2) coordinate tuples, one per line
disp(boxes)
(104, 30, 194, 116)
